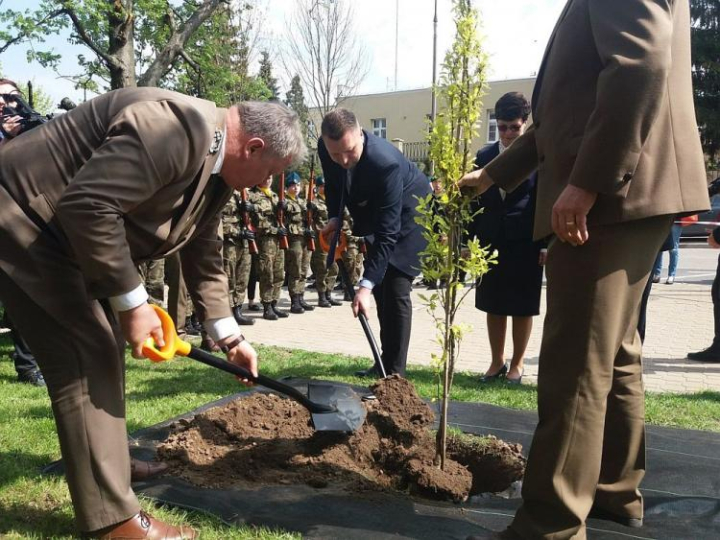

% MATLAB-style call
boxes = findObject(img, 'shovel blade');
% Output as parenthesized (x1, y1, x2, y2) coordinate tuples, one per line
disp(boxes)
(307, 383, 366, 432)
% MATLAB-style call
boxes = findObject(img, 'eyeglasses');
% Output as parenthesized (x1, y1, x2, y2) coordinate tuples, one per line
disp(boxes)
(497, 124, 523, 133)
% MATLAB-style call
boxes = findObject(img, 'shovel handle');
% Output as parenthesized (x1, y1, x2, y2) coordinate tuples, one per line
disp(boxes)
(186, 345, 333, 413)
(336, 260, 386, 378)
(142, 305, 334, 414)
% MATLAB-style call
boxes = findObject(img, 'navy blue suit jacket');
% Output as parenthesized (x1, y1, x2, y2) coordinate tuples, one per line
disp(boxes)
(318, 130, 431, 283)
(469, 142, 537, 244)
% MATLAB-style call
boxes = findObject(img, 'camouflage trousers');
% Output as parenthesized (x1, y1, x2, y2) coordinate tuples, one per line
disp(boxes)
(342, 245, 363, 286)
(137, 259, 165, 305)
(257, 235, 285, 303)
(286, 235, 310, 295)
(310, 249, 339, 293)
(223, 241, 252, 307)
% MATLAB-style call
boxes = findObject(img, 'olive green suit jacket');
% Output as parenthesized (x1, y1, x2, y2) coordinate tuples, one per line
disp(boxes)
(485, 0, 710, 240)
(0, 87, 233, 321)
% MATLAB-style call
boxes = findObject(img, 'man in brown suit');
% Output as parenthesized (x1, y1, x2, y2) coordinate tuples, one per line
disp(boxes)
(461, 1, 709, 539)
(0, 87, 306, 538)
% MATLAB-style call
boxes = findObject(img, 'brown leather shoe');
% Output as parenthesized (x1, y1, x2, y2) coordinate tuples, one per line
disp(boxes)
(92, 511, 197, 539)
(130, 458, 169, 482)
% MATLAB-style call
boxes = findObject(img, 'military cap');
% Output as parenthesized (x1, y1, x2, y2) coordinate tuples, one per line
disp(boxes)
(286, 172, 301, 185)
(314, 175, 325, 186)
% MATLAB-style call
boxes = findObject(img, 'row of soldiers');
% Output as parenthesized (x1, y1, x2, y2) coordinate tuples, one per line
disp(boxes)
(225, 172, 364, 322)
(138, 172, 365, 334)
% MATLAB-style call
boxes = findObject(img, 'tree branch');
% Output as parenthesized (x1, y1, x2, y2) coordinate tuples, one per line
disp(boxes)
(138, 0, 227, 87)
(60, 7, 119, 68)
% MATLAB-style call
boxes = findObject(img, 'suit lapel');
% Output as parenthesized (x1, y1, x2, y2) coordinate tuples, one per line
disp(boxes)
(156, 108, 229, 255)
(531, 0, 576, 110)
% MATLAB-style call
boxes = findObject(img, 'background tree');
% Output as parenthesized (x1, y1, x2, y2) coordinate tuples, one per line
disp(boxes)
(691, 0, 720, 167)
(168, 1, 272, 105)
(0, 0, 230, 89)
(416, 0, 494, 469)
(283, 73, 312, 179)
(283, 0, 369, 121)
(258, 50, 279, 101)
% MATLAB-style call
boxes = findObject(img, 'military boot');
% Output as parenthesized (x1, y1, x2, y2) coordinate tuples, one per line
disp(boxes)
(232, 305, 255, 326)
(299, 294, 315, 311)
(317, 291, 331, 308)
(327, 291, 343, 306)
(290, 294, 305, 314)
(272, 300, 289, 318)
(343, 289, 353, 302)
(263, 302, 278, 321)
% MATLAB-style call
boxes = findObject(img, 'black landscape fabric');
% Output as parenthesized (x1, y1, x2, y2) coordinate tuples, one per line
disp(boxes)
(45, 378, 720, 539)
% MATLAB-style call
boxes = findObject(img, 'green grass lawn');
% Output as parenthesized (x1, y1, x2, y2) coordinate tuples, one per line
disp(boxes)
(1, 334, 720, 539)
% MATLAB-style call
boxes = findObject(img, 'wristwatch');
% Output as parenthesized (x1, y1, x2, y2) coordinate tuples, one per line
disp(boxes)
(220, 335, 245, 353)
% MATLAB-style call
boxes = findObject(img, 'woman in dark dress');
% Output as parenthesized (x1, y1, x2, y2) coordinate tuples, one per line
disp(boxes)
(467, 92, 546, 384)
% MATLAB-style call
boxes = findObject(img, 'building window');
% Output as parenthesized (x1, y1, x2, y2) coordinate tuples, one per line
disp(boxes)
(487, 111, 497, 143)
(372, 118, 387, 139)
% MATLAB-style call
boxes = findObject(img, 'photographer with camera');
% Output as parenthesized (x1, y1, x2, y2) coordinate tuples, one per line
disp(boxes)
(0, 78, 48, 145)
(0, 80, 45, 387)
(688, 177, 720, 363)
(0, 79, 24, 145)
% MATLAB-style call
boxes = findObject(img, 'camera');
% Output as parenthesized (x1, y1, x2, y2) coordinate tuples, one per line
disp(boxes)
(1, 93, 50, 138)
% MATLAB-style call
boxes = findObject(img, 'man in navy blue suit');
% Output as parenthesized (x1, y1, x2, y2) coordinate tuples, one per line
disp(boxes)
(318, 109, 430, 377)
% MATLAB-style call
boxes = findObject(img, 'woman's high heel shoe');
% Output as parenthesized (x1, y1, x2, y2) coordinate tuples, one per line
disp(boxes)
(507, 369, 524, 385)
(479, 363, 508, 383)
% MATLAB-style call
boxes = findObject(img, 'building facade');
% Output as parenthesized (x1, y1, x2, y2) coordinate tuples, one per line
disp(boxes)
(310, 77, 536, 166)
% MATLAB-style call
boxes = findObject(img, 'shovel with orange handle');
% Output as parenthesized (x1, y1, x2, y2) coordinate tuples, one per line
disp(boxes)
(141, 305, 366, 432)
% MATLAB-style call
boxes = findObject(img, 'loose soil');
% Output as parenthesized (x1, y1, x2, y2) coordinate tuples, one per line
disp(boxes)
(158, 375, 525, 502)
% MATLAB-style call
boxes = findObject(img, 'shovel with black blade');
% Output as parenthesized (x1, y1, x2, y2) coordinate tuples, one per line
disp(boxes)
(142, 305, 366, 432)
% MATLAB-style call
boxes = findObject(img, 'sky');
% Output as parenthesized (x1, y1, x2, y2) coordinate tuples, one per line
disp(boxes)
(0, 0, 566, 105)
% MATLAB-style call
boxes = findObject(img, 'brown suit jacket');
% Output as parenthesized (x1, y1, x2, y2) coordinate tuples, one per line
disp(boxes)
(0, 87, 233, 321)
(485, 0, 710, 240)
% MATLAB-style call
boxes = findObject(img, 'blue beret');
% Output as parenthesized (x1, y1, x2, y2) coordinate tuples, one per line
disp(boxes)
(286, 172, 301, 185)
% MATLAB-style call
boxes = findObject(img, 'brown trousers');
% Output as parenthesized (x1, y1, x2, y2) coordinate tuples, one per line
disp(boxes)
(0, 269, 139, 532)
(511, 215, 673, 539)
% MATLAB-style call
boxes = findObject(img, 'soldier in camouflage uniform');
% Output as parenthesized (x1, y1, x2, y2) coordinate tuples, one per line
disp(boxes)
(284, 172, 315, 314)
(249, 175, 288, 321)
(309, 176, 341, 307)
(221, 192, 255, 326)
(137, 259, 165, 305)
(340, 209, 365, 301)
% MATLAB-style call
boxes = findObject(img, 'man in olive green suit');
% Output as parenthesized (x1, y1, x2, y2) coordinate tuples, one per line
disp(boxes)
(461, 1, 709, 539)
(0, 87, 305, 538)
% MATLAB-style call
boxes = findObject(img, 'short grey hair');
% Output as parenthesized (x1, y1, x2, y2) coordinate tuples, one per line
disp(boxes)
(236, 101, 308, 166)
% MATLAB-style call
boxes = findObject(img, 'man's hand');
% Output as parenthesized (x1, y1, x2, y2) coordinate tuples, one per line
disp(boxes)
(458, 168, 494, 197)
(320, 217, 340, 242)
(551, 185, 598, 246)
(219, 336, 258, 386)
(708, 231, 720, 249)
(118, 303, 164, 359)
(353, 286, 372, 318)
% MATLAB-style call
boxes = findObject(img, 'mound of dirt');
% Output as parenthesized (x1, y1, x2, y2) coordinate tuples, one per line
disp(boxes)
(158, 375, 525, 502)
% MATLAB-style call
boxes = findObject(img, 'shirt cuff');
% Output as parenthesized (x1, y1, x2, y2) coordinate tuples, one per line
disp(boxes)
(358, 278, 375, 290)
(109, 284, 149, 312)
(205, 317, 241, 343)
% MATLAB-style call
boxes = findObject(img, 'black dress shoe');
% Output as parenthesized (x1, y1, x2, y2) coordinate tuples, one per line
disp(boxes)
(17, 369, 46, 387)
(588, 505, 643, 528)
(479, 363, 508, 383)
(687, 346, 720, 362)
(355, 366, 382, 378)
